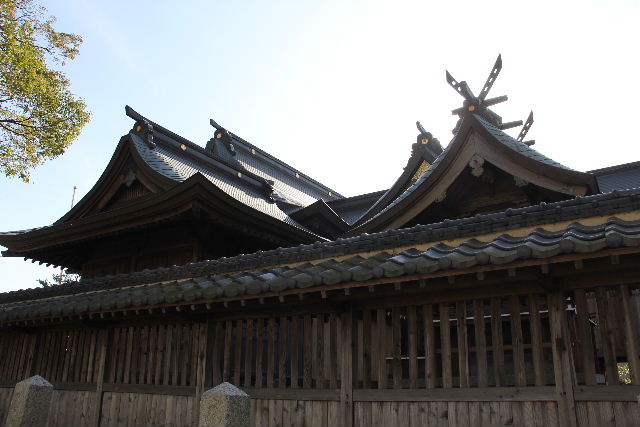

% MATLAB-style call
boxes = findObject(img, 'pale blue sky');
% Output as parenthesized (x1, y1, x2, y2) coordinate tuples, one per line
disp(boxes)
(1, 0, 639, 292)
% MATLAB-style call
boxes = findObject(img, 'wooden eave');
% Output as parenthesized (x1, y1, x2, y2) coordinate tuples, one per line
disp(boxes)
(347, 115, 598, 235)
(1, 173, 322, 260)
(354, 146, 435, 226)
(290, 200, 350, 237)
(4, 229, 640, 327)
(56, 134, 174, 224)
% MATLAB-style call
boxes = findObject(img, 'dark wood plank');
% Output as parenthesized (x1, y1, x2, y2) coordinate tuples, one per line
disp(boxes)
(340, 311, 354, 427)
(329, 312, 338, 390)
(101, 383, 196, 396)
(317, 314, 326, 389)
(90, 329, 109, 427)
(244, 319, 254, 388)
(549, 291, 578, 427)
(619, 284, 640, 384)
(163, 324, 174, 386)
(595, 287, 619, 384)
(572, 289, 596, 386)
(473, 299, 488, 388)
(407, 305, 418, 389)
(155, 325, 165, 386)
(279, 316, 288, 389)
(13, 334, 28, 382)
(50, 330, 64, 382)
(123, 326, 134, 384)
(40, 331, 53, 379)
(376, 309, 387, 389)
(356, 387, 550, 402)
(392, 307, 402, 389)
(107, 328, 119, 384)
(190, 324, 200, 387)
(456, 301, 470, 388)
(362, 309, 372, 389)
(528, 294, 547, 387)
(233, 319, 244, 387)
(267, 318, 276, 388)
(510, 295, 527, 386)
(72, 328, 86, 383)
(439, 303, 452, 388)
(170, 325, 180, 386)
(180, 324, 192, 386)
(255, 318, 265, 389)
(222, 320, 233, 382)
(423, 304, 437, 389)
(194, 323, 208, 419)
(574, 385, 640, 401)
(304, 314, 313, 389)
(491, 297, 506, 386)
(291, 315, 300, 389)
(140, 325, 150, 385)
(77, 329, 94, 382)
(146, 325, 158, 385)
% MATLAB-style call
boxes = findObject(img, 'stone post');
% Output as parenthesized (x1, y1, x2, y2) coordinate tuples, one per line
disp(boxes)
(198, 382, 250, 427)
(5, 375, 53, 427)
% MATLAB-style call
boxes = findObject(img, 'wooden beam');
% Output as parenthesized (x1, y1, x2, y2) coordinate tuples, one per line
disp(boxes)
(548, 290, 578, 427)
(339, 310, 354, 427)
(353, 386, 557, 402)
(90, 329, 109, 427)
(619, 284, 640, 384)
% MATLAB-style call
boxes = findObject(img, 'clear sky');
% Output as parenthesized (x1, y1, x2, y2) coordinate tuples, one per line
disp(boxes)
(1, 0, 639, 292)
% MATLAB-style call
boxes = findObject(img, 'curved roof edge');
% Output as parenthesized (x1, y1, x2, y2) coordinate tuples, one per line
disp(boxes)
(1, 186, 638, 305)
(1, 216, 639, 322)
(347, 114, 598, 235)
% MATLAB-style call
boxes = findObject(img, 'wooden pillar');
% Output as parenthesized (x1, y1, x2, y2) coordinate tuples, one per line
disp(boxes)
(91, 328, 109, 427)
(194, 321, 209, 425)
(619, 284, 640, 384)
(340, 309, 354, 427)
(26, 331, 41, 377)
(548, 290, 578, 427)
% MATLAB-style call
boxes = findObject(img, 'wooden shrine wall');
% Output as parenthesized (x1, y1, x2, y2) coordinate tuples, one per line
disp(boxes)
(1, 281, 639, 427)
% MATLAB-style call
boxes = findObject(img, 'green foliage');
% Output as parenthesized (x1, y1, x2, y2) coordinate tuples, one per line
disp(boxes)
(0, 0, 90, 182)
(37, 269, 79, 287)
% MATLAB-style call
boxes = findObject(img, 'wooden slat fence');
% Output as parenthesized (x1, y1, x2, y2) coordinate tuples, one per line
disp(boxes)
(1, 282, 639, 426)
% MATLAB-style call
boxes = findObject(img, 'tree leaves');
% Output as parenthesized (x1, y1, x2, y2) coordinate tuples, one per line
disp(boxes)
(0, 0, 90, 182)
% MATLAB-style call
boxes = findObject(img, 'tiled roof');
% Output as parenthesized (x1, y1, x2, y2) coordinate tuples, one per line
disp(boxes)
(1, 187, 640, 306)
(590, 161, 640, 193)
(130, 134, 315, 233)
(326, 190, 386, 225)
(1, 217, 638, 322)
(473, 115, 575, 171)
(352, 114, 585, 230)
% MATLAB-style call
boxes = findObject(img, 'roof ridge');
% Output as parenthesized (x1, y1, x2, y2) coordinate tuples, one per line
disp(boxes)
(472, 114, 577, 172)
(227, 131, 344, 198)
(126, 106, 343, 199)
(589, 160, 640, 175)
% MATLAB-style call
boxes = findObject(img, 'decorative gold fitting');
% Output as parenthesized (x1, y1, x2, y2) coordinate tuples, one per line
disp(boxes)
(251, 148, 256, 155)
(468, 105, 476, 112)
(216, 133, 222, 139)
(237, 172, 242, 178)
(135, 125, 142, 132)
(180, 144, 187, 151)
(421, 138, 429, 144)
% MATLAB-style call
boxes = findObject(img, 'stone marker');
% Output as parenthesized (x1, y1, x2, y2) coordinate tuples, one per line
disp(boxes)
(199, 382, 250, 427)
(5, 375, 53, 427)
